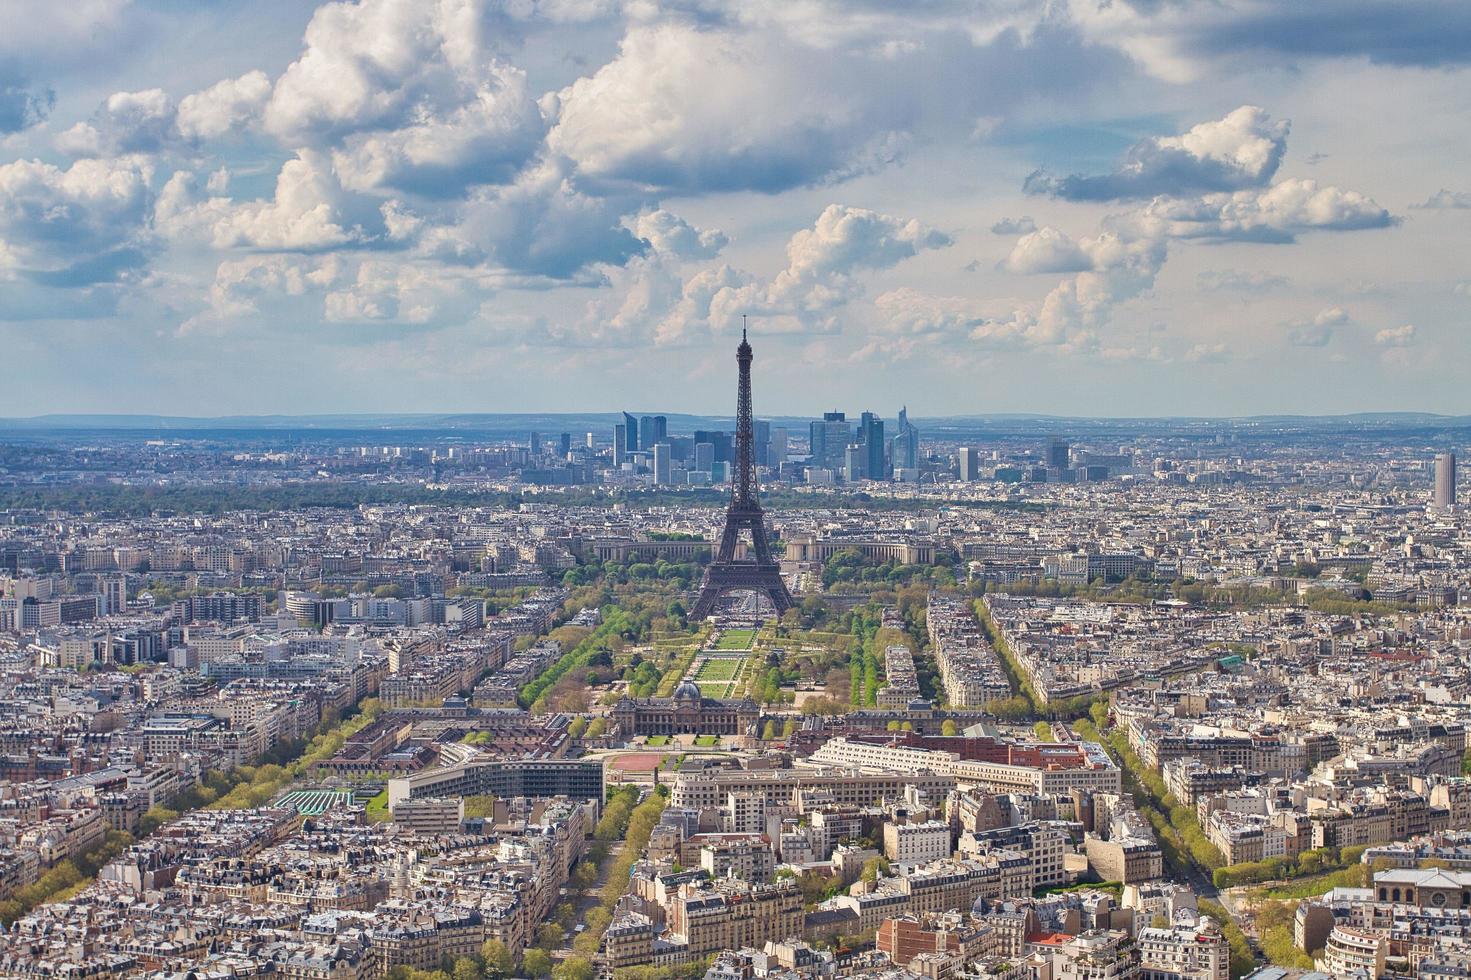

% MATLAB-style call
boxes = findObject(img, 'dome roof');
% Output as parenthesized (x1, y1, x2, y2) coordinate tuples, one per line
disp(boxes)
(673, 680, 702, 701)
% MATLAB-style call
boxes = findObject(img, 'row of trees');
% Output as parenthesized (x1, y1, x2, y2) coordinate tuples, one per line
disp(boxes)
(760, 718, 800, 740)
(402, 790, 665, 980)
(1211, 844, 1370, 890)
(1256, 899, 1316, 969)
(565, 716, 606, 740)
(3, 695, 396, 924)
(1074, 719, 1225, 874)
(820, 549, 960, 590)
(0, 828, 134, 925)
(207, 698, 386, 811)
(0, 482, 527, 517)
(973, 599, 1105, 722)
(1197, 899, 1258, 978)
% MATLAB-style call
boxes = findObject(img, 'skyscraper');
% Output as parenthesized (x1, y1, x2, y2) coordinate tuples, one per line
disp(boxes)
(613, 424, 627, 465)
(859, 411, 886, 480)
(893, 405, 920, 470)
(623, 412, 640, 453)
(958, 447, 979, 482)
(694, 441, 715, 474)
(102, 575, 128, 616)
(753, 419, 771, 467)
(559, 433, 571, 457)
(528, 431, 540, 454)
(1435, 452, 1457, 510)
(769, 426, 788, 467)
(695, 430, 733, 463)
(810, 412, 850, 469)
(1045, 437, 1070, 470)
(844, 444, 863, 482)
(653, 442, 672, 486)
(641, 415, 667, 449)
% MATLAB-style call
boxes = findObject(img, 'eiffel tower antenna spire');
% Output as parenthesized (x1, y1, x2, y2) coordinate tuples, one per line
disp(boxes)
(690, 320, 794, 621)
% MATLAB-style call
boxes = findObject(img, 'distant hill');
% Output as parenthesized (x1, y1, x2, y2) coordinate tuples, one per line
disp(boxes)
(2, 411, 1470, 442)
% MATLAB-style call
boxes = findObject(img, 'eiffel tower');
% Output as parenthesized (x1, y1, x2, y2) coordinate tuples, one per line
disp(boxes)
(689, 322, 795, 620)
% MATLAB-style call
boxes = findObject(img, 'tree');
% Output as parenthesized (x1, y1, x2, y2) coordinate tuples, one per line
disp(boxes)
(762, 720, 778, 740)
(453, 958, 482, 980)
(571, 861, 598, 890)
(860, 856, 891, 883)
(481, 940, 514, 977)
(940, 719, 958, 737)
(521, 950, 553, 978)
(137, 804, 178, 837)
(553, 957, 595, 980)
(782, 718, 798, 737)
(537, 923, 566, 950)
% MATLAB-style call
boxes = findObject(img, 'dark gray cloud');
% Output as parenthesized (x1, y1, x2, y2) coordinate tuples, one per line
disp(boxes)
(1191, 1, 1471, 68)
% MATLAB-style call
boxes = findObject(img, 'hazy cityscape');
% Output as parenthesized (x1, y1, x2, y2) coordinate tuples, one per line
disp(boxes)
(4, 1, 1471, 979)
(2, 323, 1471, 980)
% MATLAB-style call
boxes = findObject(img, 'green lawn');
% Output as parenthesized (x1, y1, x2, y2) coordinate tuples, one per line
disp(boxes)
(646, 735, 670, 746)
(714, 629, 756, 650)
(694, 735, 720, 746)
(694, 658, 742, 680)
(364, 790, 390, 823)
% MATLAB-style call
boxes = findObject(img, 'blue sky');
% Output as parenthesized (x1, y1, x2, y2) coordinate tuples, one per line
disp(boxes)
(0, 0, 1468, 418)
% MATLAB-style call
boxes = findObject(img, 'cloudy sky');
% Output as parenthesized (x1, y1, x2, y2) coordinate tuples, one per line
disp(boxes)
(1, 0, 1469, 418)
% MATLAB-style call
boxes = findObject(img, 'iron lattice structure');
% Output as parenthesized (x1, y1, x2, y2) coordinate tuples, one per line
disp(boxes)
(689, 327, 795, 620)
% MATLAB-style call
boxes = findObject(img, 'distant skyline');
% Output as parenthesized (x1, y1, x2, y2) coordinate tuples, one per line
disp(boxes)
(1, 1, 1469, 417)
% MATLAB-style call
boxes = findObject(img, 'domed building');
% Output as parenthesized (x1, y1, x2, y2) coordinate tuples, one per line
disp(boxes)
(610, 681, 760, 737)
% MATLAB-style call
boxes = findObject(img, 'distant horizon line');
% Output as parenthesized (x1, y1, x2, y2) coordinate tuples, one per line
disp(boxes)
(3, 410, 1471, 428)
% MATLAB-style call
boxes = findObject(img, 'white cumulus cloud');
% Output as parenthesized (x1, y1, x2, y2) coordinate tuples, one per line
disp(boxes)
(1375, 323, 1416, 346)
(0, 156, 154, 284)
(56, 89, 177, 157)
(1109, 178, 1394, 243)
(1026, 106, 1288, 201)
(630, 210, 728, 260)
(547, 23, 902, 194)
(177, 71, 271, 142)
(1003, 226, 1091, 274)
